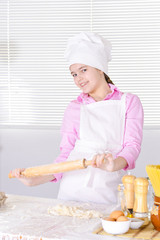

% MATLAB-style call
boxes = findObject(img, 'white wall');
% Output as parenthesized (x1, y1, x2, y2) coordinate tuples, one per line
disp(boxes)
(0, 128, 160, 198)
(0, 128, 61, 198)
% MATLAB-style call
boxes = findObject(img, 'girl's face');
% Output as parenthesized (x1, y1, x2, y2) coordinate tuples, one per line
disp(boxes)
(70, 64, 106, 96)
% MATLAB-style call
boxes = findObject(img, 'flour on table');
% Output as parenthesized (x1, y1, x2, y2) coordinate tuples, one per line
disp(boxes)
(48, 204, 103, 219)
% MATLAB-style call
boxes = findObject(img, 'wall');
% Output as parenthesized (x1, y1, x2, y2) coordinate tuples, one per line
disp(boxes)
(0, 128, 61, 199)
(0, 128, 160, 198)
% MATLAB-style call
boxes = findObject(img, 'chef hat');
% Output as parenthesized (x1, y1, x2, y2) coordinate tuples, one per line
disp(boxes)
(64, 32, 112, 75)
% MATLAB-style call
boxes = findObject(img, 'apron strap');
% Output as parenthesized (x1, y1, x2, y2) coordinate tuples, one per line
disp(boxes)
(121, 93, 127, 113)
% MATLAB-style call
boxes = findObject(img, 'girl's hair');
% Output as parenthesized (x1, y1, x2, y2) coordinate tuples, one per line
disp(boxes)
(104, 73, 114, 85)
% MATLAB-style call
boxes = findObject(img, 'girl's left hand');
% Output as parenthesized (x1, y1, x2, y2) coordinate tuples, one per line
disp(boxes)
(91, 153, 115, 172)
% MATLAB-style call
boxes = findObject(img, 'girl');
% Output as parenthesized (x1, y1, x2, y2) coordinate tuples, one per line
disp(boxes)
(10, 32, 144, 204)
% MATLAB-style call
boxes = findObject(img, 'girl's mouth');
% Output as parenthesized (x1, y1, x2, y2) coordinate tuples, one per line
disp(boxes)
(80, 82, 88, 88)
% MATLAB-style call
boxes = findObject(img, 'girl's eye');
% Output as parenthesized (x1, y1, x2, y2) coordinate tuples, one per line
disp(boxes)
(82, 68, 87, 72)
(72, 74, 77, 77)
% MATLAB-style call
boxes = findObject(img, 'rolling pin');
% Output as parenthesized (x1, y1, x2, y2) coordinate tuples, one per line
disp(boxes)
(8, 159, 92, 178)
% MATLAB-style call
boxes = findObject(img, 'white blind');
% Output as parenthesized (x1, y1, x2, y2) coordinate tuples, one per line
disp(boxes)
(93, 0, 160, 128)
(0, 0, 160, 128)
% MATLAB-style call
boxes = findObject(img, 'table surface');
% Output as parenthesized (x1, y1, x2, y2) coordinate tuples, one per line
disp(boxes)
(0, 194, 146, 240)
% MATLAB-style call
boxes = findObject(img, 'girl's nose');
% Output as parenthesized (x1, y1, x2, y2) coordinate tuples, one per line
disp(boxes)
(77, 74, 83, 81)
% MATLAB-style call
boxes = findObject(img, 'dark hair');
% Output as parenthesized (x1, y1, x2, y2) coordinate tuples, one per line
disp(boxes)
(104, 73, 114, 85)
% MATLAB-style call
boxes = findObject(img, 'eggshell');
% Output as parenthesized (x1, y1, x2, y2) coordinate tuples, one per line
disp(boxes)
(117, 216, 129, 222)
(103, 217, 116, 221)
(109, 210, 124, 220)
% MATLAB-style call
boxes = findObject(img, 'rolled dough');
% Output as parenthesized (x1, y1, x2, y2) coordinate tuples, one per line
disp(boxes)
(48, 204, 103, 219)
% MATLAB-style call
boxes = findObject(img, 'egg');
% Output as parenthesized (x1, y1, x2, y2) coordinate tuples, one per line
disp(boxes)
(103, 217, 116, 221)
(109, 210, 124, 220)
(117, 216, 129, 222)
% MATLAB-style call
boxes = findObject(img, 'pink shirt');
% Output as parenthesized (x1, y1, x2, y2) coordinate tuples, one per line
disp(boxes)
(53, 84, 144, 182)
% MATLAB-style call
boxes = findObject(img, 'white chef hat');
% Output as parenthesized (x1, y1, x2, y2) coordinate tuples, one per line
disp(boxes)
(64, 32, 112, 75)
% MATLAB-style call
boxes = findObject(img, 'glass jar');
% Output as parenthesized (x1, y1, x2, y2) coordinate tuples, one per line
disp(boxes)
(147, 177, 154, 220)
(117, 184, 127, 214)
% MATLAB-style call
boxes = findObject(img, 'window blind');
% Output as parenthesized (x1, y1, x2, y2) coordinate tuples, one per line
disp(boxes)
(0, 0, 160, 128)
(93, 0, 160, 128)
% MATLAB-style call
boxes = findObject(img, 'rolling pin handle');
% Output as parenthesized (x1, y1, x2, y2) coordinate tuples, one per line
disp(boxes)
(83, 159, 92, 168)
(83, 158, 87, 168)
(8, 172, 13, 178)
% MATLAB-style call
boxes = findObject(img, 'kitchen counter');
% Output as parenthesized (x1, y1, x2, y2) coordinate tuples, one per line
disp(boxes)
(0, 194, 144, 240)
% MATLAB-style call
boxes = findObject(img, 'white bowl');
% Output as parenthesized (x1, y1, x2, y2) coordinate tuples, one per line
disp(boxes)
(129, 218, 144, 229)
(101, 218, 131, 235)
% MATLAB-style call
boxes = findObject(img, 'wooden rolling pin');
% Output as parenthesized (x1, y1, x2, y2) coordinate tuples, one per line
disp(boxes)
(8, 159, 92, 178)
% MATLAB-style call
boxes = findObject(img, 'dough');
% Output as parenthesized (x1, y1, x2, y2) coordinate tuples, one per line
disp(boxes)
(48, 204, 103, 219)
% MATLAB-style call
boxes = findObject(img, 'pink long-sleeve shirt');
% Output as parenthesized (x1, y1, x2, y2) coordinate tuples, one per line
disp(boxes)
(53, 84, 144, 182)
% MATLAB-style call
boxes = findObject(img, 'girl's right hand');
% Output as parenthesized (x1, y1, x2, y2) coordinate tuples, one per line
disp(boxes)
(9, 168, 25, 178)
(9, 168, 55, 186)
(9, 168, 32, 186)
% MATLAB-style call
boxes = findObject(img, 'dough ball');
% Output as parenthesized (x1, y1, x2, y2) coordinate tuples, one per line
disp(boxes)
(109, 210, 124, 220)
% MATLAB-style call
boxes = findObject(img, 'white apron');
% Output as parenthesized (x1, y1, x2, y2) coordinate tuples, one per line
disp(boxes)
(58, 94, 127, 204)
